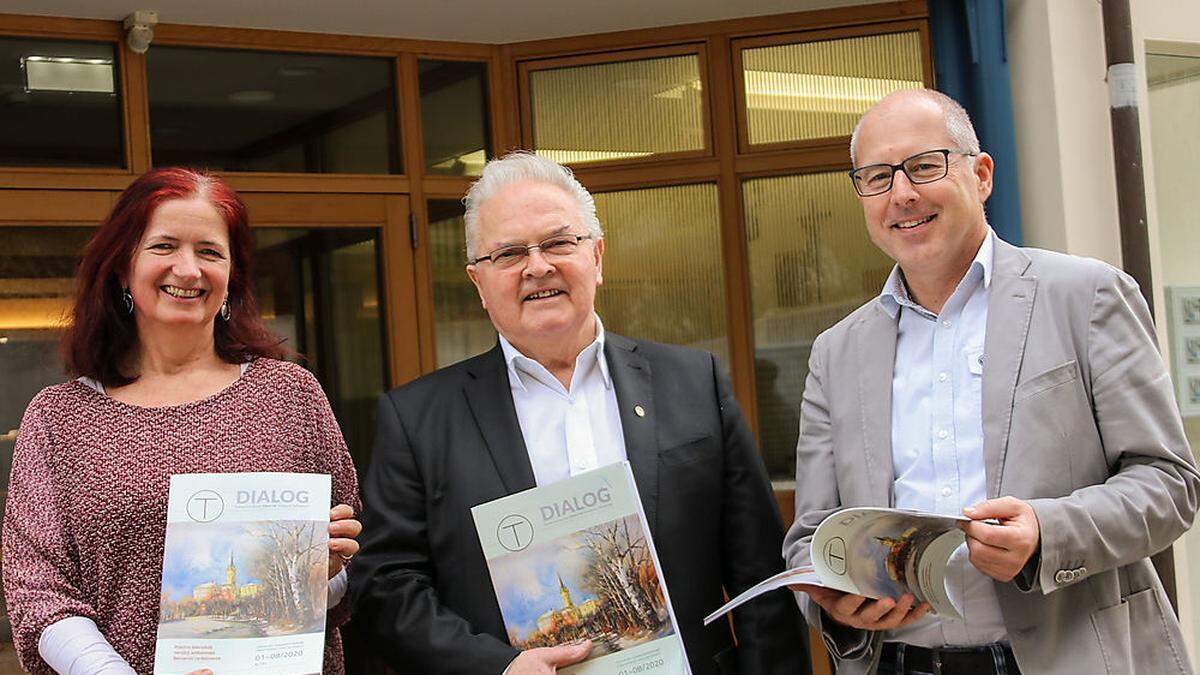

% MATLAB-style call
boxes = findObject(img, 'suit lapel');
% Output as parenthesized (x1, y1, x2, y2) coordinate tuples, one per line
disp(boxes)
(981, 240, 1036, 499)
(463, 345, 537, 494)
(856, 303, 899, 507)
(604, 334, 660, 536)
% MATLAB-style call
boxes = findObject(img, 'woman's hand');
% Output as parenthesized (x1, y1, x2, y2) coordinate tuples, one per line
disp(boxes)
(327, 504, 362, 579)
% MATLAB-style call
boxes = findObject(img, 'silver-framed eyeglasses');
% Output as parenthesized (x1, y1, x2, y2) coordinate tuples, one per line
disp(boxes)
(848, 148, 977, 197)
(470, 233, 595, 269)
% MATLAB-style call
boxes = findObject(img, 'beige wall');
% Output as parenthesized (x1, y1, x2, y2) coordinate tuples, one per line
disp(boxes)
(1007, 0, 1200, 661)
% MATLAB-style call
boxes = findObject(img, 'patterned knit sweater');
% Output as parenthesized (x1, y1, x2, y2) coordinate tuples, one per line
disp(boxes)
(2, 358, 361, 674)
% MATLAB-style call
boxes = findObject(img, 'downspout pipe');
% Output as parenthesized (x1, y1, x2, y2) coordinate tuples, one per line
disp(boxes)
(1100, 0, 1177, 612)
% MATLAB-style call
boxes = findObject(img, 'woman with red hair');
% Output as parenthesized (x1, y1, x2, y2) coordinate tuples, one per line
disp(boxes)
(2, 168, 362, 674)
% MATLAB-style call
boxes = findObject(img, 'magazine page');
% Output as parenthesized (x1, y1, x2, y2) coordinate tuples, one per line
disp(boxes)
(811, 507, 964, 619)
(154, 473, 332, 675)
(702, 566, 822, 626)
(471, 461, 690, 675)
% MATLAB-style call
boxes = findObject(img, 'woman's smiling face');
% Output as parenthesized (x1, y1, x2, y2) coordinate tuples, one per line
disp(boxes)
(125, 196, 232, 333)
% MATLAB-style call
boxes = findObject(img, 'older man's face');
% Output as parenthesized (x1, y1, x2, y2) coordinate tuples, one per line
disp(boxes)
(467, 179, 603, 355)
(853, 97, 993, 274)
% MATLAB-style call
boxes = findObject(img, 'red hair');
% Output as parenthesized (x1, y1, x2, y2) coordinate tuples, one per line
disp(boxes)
(62, 167, 287, 386)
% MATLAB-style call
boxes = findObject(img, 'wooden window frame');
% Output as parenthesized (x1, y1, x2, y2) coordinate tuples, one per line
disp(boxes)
(731, 20, 934, 155)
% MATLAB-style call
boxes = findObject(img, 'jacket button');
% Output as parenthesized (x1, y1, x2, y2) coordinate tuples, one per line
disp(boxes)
(1055, 571, 1068, 583)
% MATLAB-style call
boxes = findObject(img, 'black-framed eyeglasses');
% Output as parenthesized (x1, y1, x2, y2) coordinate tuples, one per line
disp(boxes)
(848, 148, 978, 197)
(470, 233, 595, 268)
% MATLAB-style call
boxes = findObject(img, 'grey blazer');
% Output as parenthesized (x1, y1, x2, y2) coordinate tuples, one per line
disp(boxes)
(782, 237, 1200, 675)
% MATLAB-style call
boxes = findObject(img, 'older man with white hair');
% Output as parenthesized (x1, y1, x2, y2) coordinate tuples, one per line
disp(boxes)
(351, 152, 809, 675)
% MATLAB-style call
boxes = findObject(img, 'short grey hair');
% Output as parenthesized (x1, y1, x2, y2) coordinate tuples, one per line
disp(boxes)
(462, 151, 603, 261)
(849, 88, 981, 166)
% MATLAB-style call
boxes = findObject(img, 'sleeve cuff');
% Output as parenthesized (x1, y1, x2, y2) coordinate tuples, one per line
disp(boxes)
(39, 616, 137, 675)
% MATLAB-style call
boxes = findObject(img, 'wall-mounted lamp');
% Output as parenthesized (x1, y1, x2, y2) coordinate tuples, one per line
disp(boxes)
(123, 10, 158, 54)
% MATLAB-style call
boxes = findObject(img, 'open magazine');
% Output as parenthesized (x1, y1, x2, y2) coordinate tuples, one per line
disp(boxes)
(705, 507, 972, 625)
(154, 472, 331, 674)
(471, 461, 690, 675)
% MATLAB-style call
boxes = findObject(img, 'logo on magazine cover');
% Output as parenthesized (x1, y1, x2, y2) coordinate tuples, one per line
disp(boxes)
(823, 537, 847, 574)
(186, 490, 225, 522)
(539, 484, 613, 524)
(497, 514, 534, 552)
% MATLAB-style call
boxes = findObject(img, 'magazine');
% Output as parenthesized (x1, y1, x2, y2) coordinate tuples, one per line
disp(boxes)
(471, 461, 690, 675)
(705, 507, 973, 625)
(154, 472, 332, 674)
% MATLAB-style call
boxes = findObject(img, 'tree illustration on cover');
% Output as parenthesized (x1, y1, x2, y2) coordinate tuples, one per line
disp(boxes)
(487, 514, 673, 662)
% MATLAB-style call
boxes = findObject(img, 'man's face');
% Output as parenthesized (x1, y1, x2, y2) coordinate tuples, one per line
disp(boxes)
(466, 179, 604, 354)
(853, 97, 993, 274)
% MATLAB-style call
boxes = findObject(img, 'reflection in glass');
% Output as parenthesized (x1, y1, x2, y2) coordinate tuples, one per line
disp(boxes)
(420, 60, 491, 176)
(743, 172, 892, 479)
(0, 226, 93, 671)
(528, 54, 705, 165)
(593, 184, 729, 365)
(1146, 50, 1200, 649)
(741, 31, 923, 146)
(148, 47, 399, 173)
(253, 228, 388, 473)
(0, 38, 122, 167)
(428, 200, 496, 367)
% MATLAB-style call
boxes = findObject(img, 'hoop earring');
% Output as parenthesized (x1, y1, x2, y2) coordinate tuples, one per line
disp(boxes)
(122, 288, 134, 315)
(220, 299, 231, 321)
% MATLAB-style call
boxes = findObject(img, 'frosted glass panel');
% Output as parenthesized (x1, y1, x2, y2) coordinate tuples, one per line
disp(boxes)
(742, 31, 924, 145)
(428, 200, 496, 367)
(528, 54, 705, 164)
(594, 184, 729, 366)
(744, 172, 892, 478)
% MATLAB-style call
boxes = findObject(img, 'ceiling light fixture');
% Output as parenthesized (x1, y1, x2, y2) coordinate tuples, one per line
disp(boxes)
(23, 56, 115, 94)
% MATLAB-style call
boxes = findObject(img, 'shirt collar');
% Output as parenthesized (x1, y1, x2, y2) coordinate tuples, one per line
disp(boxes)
(498, 315, 612, 393)
(877, 227, 995, 319)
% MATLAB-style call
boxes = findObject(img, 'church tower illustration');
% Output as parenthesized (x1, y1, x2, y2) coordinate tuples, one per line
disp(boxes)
(226, 552, 237, 586)
(558, 574, 574, 609)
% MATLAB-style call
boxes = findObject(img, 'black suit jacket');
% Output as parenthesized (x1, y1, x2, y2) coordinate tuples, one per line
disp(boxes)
(350, 334, 808, 675)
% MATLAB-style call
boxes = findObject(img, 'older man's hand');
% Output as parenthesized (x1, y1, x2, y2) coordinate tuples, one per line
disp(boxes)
(506, 642, 592, 674)
(960, 496, 1041, 582)
(790, 585, 930, 631)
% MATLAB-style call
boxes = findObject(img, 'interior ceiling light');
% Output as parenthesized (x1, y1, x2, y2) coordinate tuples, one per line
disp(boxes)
(654, 72, 923, 112)
(228, 90, 276, 104)
(535, 149, 653, 164)
(277, 65, 323, 78)
(22, 56, 115, 94)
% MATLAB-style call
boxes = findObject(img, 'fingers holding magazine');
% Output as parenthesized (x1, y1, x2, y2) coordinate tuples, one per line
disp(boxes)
(795, 586, 930, 631)
(506, 640, 593, 674)
(960, 497, 1041, 582)
(328, 503, 363, 578)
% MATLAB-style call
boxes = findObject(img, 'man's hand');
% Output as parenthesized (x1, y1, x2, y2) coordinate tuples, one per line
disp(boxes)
(789, 585, 929, 631)
(506, 642, 592, 674)
(960, 496, 1041, 582)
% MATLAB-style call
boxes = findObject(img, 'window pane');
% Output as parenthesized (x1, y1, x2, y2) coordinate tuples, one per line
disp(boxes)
(528, 54, 705, 165)
(741, 31, 924, 146)
(421, 61, 491, 176)
(148, 47, 399, 174)
(0, 39, 122, 167)
(428, 200, 496, 367)
(0, 226, 93, 670)
(253, 228, 388, 473)
(744, 172, 892, 479)
(594, 184, 729, 365)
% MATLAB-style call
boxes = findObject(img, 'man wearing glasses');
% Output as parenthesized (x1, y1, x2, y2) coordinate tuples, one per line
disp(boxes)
(783, 88, 1198, 675)
(352, 152, 808, 675)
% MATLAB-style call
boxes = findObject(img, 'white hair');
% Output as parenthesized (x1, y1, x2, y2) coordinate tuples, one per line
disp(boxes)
(849, 88, 981, 166)
(462, 151, 602, 261)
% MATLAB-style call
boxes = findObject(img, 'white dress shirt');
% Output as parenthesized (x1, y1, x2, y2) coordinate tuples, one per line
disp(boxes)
(498, 316, 628, 487)
(877, 229, 1008, 647)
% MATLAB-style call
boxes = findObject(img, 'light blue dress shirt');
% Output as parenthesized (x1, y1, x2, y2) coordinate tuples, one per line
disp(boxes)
(879, 230, 1008, 647)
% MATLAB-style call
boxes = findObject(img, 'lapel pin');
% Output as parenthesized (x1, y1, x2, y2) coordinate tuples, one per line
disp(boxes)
(634, 405, 646, 418)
